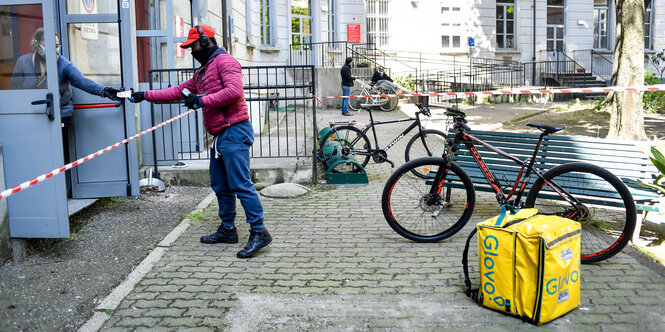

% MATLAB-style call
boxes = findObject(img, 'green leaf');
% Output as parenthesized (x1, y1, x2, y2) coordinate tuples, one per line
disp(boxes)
(635, 182, 665, 195)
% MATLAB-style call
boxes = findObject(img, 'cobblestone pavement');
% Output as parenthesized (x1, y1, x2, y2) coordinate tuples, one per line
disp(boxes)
(95, 106, 665, 331)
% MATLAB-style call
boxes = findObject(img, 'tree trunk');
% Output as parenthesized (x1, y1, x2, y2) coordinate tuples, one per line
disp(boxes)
(607, 0, 647, 140)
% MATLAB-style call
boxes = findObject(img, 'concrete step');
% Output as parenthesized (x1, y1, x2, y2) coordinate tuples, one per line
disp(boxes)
(142, 157, 314, 187)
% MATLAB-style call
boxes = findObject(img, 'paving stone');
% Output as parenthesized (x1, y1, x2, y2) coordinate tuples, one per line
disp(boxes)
(97, 119, 665, 331)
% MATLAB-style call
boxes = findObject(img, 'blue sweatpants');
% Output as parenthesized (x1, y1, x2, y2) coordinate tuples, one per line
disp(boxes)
(210, 121, 264, 230)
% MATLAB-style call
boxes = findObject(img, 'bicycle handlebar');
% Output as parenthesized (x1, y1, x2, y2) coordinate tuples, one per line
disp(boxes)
(415, 103, 431, 117)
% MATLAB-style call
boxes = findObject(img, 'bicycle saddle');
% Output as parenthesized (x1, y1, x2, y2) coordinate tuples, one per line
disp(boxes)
(527, 123, 566, 134)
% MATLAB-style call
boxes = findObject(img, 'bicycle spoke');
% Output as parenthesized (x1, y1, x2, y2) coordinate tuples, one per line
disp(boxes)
(382, 158, 475, 242)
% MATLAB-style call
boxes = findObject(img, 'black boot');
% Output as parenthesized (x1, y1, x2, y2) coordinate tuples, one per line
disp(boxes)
(237, 228, 272, 258)
(200, 225, 238, 244)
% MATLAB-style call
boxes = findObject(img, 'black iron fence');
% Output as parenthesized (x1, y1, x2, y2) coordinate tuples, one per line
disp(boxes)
(289, 41, 376, 68)
(146, 65, 317, 181)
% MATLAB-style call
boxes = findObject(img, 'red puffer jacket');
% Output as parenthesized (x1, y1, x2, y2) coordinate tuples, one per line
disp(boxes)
(145, 48, 249, 136)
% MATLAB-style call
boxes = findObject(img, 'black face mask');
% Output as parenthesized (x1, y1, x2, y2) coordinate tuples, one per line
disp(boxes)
(191, 45, 218, 65)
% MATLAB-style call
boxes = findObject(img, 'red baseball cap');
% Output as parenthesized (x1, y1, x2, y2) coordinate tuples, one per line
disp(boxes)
(180, 25, 215, 48)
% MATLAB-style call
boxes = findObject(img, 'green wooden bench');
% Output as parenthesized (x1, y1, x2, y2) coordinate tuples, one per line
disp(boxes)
(448, 130, 660, 242)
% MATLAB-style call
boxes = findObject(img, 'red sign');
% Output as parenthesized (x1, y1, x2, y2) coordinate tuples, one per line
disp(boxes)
(347, 24, 361, 43)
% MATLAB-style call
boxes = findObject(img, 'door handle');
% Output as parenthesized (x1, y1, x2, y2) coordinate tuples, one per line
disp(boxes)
(31, 93, 54, 121)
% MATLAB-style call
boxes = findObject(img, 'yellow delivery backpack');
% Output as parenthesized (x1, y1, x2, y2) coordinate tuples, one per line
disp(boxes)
(462, 205, 581, 325)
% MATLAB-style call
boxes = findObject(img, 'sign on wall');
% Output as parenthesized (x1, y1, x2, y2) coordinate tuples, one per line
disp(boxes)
(80, 0, 98, 40)
(347, 24, 361, 43)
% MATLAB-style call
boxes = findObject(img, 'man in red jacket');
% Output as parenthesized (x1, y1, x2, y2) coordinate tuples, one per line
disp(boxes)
(129, 25, 271, 258)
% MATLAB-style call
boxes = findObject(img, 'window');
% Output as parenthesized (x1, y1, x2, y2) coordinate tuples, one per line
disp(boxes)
(328, 0, 336, 42)
(291, 0, 312, 48)
(453, 36, 460, 48)
(366, 0, 390, 47)
(496, 0, 515, 49)
(135, 0, 193, 81)
(593, 0, 608, 49)
(260, 0, 273, 45)
(441, 7, 449, 13)
(441, 35, 450, 48)
(645, 0, 653, 50)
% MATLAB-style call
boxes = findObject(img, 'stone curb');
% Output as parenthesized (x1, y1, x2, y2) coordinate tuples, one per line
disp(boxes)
(76, 191, 217, 332)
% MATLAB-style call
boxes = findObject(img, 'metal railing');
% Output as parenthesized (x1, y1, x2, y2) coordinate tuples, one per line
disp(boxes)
(146, 65, 318, 181)
(289, 41, 376, 68)
(573, 49, 613, 83)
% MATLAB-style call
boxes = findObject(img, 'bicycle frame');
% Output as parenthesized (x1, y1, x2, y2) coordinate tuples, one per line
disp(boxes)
(431, 128, 582, 208)
(349, 109, 429, 156)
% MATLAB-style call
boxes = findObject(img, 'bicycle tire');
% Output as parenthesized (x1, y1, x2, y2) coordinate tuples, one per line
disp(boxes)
(382, 157, 475, 242)
(379, 88, 399, 112)
(319, 125, 372, 167)
(348, 89, 364, 112)
(525, 162, 636, 264)
(404, 129, 448, 178)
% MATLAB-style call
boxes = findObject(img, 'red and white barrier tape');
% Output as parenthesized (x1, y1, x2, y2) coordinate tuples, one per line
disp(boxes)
(3, 83, 665, 201)
(317, 84, 665, 100)
(0, 109, 196, 201)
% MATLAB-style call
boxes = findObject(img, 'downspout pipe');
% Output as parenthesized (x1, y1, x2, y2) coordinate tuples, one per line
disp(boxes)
(221, 0, 229, 51)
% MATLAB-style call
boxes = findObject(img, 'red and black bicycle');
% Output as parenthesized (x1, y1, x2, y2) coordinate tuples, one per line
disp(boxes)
(381, 106, 636, 264)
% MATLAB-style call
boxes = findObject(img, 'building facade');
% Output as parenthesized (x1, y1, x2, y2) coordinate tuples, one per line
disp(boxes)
(368, 0, 663, 66)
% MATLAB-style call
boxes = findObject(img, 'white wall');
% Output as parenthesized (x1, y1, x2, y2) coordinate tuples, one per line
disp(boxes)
(222, 0, 364, 66)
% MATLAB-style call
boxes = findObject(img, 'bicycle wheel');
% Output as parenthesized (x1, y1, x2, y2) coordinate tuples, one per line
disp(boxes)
(382, 157, 475, 242)
(525, 162, 636, 264)
(379, 88, 399, 112)
(348, 89, 365, 111)
(404, 130, 448, 177)
(319, 125, 372, 167)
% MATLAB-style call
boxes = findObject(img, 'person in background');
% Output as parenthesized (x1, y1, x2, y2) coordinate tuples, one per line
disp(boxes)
(340, 56, 355, 116)
(11, 27, 120, 197)
(129, 25, 271, 259)
(371, 66, 393, 87)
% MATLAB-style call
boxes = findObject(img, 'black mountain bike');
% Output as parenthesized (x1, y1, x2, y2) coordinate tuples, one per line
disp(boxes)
(381, 107, 637, 264)
(318, 102, 446, 175)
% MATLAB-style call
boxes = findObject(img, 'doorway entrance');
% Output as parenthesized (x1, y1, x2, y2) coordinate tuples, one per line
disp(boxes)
(546, 0, 566, 73)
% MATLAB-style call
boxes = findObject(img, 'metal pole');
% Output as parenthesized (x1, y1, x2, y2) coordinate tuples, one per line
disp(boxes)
(310, 65, 318, 184)
(532, 0, 536, 86)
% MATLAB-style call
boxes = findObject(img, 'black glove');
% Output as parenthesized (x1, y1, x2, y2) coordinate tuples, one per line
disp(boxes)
(102, 87, 121, 101)
(129, 91, 146, 103)
(183, 94, 203, 109)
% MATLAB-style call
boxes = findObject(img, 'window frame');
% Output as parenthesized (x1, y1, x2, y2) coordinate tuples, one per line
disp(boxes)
(366, 0, 390, 47)
(593, 0, 609, 49)
(328, 0, 336, 42)
(496, 0, 515, 50)
(260, 0, 274, 46)
(645, 0, 653, 50)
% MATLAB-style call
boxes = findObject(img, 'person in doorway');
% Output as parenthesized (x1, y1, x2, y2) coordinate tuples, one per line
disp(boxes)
(340, 56, 355, 116)
(128, 25, 271, 259)
(11, 28, 121, 114)
(11, 27, 121, 197)
(371, 66, 393, 86)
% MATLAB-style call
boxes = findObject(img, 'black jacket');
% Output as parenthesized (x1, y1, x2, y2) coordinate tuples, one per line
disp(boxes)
(371, 70, 392, 85)
(341, 64, 355, 87)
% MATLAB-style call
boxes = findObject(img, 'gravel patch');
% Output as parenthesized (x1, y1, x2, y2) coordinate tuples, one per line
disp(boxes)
(0, 185, 212, 331)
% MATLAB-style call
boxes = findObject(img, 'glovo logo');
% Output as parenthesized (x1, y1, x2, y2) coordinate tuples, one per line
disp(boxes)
(546, 267, 580, 295)
(482, 235, 507, 307)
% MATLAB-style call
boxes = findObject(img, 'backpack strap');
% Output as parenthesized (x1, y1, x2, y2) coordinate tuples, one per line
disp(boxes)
(462, 227, 480, 302)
